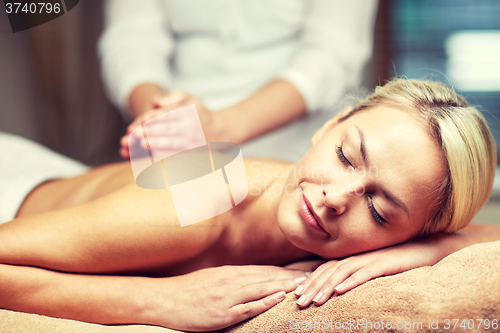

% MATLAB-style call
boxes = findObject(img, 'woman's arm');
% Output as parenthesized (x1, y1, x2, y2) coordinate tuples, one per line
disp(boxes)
(0, 263, 154, 325)
(293, 223, 500, 307)
(0, 183, 223, 274)
(0, 263, 305, 331)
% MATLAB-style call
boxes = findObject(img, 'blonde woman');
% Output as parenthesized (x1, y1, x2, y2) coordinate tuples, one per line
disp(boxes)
(0, 79, 498, 331)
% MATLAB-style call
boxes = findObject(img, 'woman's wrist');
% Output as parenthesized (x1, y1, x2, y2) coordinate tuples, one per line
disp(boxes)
(425, 232, 467, 261)
(131, 277, 174, 327)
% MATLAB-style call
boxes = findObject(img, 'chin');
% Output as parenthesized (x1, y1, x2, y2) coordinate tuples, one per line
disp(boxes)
(278, 206, 306, 246)
(278, 213, 322, 257)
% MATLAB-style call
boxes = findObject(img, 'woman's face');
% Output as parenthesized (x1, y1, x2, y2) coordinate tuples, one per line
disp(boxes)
(277, 105, 446, 259)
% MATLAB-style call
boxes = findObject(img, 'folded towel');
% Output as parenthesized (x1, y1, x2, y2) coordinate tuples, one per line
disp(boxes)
(226, 241, 500, 332)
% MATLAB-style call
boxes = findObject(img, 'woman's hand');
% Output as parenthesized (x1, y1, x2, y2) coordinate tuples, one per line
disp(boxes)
(150, 265, 307, 331)
(293, 234, 453, 308)
(120, 91, 222, 159)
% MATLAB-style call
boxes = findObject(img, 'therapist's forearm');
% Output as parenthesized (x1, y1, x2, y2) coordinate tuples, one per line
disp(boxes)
(217, 79, 306, 143)
(128, 83, 165, 117)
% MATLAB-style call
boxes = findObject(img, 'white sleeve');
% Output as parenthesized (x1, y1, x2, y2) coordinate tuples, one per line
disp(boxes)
(98, 0, 174, 119)
(279, 0, 378, 113)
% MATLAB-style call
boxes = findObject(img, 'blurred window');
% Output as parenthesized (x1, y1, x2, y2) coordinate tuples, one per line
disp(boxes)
(391, 0, 500, 162)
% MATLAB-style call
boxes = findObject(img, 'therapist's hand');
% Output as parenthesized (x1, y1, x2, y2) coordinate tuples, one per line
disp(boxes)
(120, 91, 223, 159)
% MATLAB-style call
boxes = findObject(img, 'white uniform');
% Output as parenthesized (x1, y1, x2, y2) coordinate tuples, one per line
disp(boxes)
(99, 0, 378, 119)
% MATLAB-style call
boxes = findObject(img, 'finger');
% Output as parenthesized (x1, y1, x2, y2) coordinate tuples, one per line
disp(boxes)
(127, 111, 167, 134)
(140, 111, 164, 125)
(334, 264, 382, 295)
(143, 122, 186, 136)
(146, 136, 184, 149)
(127, 120, 143, 134)
(120, 135, 129, 148)
(295, 270, 336, 307)
(119, 147, 129, 159)
(146, 135, 205, 150)
(236, 279, 298, 304)
(141, 147, 185, 157)
(296, 262, 354, 308)
(293, 261, 332, 296)
(310, 269, 350, 306)
(126, 131, 147, 148)
(228, 291, 286, 324)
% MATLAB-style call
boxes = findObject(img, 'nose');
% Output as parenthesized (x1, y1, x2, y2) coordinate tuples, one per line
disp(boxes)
(323, 179, 365, 215)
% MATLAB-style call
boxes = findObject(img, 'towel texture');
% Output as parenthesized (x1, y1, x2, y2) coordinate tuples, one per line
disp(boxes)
(226, 241, 500, 332)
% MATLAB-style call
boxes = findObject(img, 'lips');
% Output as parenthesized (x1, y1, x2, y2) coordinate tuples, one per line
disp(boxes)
(299, 194, 329, 235)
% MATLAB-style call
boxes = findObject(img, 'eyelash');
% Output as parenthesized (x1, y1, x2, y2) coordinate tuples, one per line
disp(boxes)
(335, 144, 352, 168)
(336, 144, 386, 226)
(368, 196, 386, 226)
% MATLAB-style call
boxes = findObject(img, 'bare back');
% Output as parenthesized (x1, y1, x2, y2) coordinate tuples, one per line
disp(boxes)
(3, 158, 311, 277)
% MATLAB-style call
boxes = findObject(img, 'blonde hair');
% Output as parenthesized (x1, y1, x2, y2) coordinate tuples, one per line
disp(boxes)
(341, 78, 497, 235)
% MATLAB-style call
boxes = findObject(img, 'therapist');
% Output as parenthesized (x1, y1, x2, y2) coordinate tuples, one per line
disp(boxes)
(99, 0, 378, 158)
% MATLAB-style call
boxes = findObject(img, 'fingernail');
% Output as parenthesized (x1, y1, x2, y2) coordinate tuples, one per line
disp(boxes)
(335, 283, 344, 292)
(274, 291, 286, 301)
(294, 276, 307, 284)
(313, 292, 323, 303)
(294, 285, 304, 296)
(305, 271, 312, 276)
(296, 295, 307, 306)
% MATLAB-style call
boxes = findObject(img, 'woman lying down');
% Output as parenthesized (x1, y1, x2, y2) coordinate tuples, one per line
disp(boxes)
(1, 79, 499, 332)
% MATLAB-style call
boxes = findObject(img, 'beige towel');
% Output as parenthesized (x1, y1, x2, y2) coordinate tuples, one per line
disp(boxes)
(0, 309, 192, 333)
(226, 241, 500, 333)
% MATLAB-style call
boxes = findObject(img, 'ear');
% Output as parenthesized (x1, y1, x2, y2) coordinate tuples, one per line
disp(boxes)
(311, 107, 354, 146)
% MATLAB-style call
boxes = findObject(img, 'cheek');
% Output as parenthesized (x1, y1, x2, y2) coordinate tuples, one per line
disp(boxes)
(277, 184, 300, 231)
(335, 222, 394, 255)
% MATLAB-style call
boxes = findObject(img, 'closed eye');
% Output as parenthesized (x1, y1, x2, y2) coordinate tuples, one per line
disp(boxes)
(337, 144, 386, 226)
(368, 196, 386, 226)
(335, 144, 352, 167)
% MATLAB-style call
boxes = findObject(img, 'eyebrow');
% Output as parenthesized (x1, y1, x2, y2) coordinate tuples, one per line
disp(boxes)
(355, 126, 410, 219)
(356, 126, 368, 163)
(381, 188, 410, 219)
